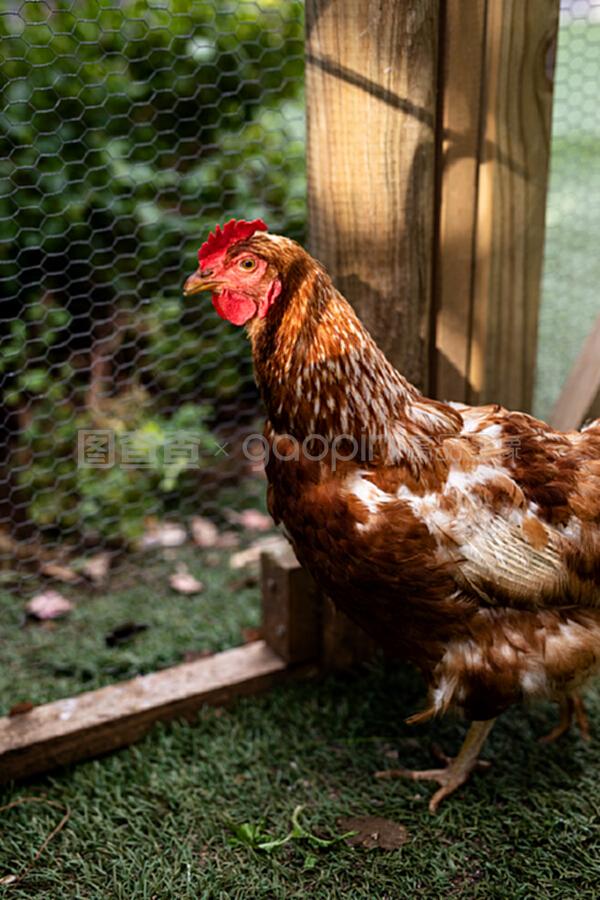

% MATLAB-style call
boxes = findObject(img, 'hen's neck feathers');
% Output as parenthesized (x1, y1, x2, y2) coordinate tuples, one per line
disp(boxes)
(247, 238, 461, 463)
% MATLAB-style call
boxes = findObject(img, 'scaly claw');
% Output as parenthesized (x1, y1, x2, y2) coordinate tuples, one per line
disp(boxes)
(375, 720, 496, 813)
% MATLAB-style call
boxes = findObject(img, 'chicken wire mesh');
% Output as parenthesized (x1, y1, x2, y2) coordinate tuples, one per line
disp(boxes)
(535, 0, 600, 420)
(0, 0, 304, 579)
(0, 0, 598, 582)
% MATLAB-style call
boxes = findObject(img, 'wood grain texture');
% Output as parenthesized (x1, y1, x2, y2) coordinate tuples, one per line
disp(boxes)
(306, 0, 439, 390)
(320, 596, 378, 671)
(470, 0, 559, 410)
(0, 642, 294, 784)
(549, 313, 600, 430)
(433, 0, 487, 402)
(435, 0, 559, 410)
(261, 544, 320, 664)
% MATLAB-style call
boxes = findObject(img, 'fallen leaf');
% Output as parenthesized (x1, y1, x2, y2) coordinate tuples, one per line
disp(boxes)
(8, 701, 35, 717)
(40, 563, 80, 584)
(228, 574, 258, 591)
(169, 564, 204, 595)
(190, 516, 219, 548)
(337, 816, 409, 851)
(215, 531, 239, 549)
(105, 621, 148, 647)
(183, 649, 213, 663)
(140, 521, 187, 549)
(26, 591, 74, 620)
(227, 509, 273, 532)
(80, 552, 111, 584)
(241, 626, 263, 643)
(229, 535, 288, 571)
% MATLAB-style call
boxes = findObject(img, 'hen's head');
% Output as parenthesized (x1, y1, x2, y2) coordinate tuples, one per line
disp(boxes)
(183, 218, 286, 326)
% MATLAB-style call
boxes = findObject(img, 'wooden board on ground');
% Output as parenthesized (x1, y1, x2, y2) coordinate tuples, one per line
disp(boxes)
(0, 641, 301, 784)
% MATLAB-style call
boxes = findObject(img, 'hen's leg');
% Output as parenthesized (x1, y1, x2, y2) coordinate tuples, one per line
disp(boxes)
(375, 719, 495, 814)
(539, 693, 590, 744)
(573, 693, 591, 740)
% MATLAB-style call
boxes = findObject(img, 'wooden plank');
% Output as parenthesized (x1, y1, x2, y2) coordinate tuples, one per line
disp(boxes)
(435, 0, 559, 410)
(261, 544, 374, 669)
(433, 0, 487, 402)
(321, 596, 378, 671)
(261, 544, 320, 664)
(0, 641, 298, 784)
(469, 0, 559, 410)
(549, 313, 600, 430)
(306, 0, 439, 390)
(305, 0, 437, 665)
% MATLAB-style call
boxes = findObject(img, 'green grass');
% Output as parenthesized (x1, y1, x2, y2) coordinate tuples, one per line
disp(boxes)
(0, 661, 599, 898)
(0, 544, 261, 715)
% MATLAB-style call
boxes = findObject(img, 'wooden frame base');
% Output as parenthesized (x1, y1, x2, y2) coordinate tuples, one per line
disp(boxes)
(0, 548, 372, 785)
(0, 642, 300, 785)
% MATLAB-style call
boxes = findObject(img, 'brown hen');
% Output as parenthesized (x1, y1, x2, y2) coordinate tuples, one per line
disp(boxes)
(184, 220, 600, 812)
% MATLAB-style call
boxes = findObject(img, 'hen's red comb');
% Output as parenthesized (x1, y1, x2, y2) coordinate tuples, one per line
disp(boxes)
(198, 218, 268, 268)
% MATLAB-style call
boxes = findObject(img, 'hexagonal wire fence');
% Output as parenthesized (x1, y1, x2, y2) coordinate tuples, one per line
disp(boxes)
(0, 0, 304, 581)
(535, 0, 600, 421)
(0, 0, 598, 585)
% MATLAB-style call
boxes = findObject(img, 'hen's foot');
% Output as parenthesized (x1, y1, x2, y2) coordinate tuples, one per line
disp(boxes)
(375, 719, 495, 814)
(539, 693, 591, 744)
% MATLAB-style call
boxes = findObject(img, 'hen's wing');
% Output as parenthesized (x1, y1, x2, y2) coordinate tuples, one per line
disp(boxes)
(439, 404, 600, 607)
(367, 403, 600, 609)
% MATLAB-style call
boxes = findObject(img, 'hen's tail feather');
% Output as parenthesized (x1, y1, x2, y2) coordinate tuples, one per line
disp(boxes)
(405, 705, 437, 726)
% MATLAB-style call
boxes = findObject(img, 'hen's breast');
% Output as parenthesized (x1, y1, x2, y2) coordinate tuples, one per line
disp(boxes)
(264, 431, 475, 667)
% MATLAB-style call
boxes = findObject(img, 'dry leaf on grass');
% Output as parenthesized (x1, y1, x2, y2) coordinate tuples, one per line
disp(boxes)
(182, 649, 214, 663)
(215, 531, 239, 549)
(241, 626, 263, 643)
(190, 516, 219, 548)
(227, 509, 273, 532)
(8, 701, 35, 717)
(169, 564, 204, 595)
(337, 816, 409, 850)
(229, 535, 287, 570)
(26, 591, 74, 620)
(105, 621, 148, 647)
(40, 562, 80, 584)
(140, 521, 187, 549)
(80, 552, 111, 584)
(228, 573, 258, 591)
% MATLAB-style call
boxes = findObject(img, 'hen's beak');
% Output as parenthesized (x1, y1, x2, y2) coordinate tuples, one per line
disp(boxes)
(183, 269, 221, 297)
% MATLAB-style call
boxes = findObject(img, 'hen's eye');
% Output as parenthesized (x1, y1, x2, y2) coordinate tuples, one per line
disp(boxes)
(239, 257, 256, 271)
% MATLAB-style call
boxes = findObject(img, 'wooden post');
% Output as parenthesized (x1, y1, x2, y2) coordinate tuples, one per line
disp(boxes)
(261, 546, 376, 670)
(306, 0, 440, 390)
(434, 0, 560, 410)
(261, 543, 320, 664)
(306, 0, 440, 663)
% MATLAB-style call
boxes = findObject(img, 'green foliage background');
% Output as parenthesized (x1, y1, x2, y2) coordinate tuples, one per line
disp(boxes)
(0, 0, 305, 546)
